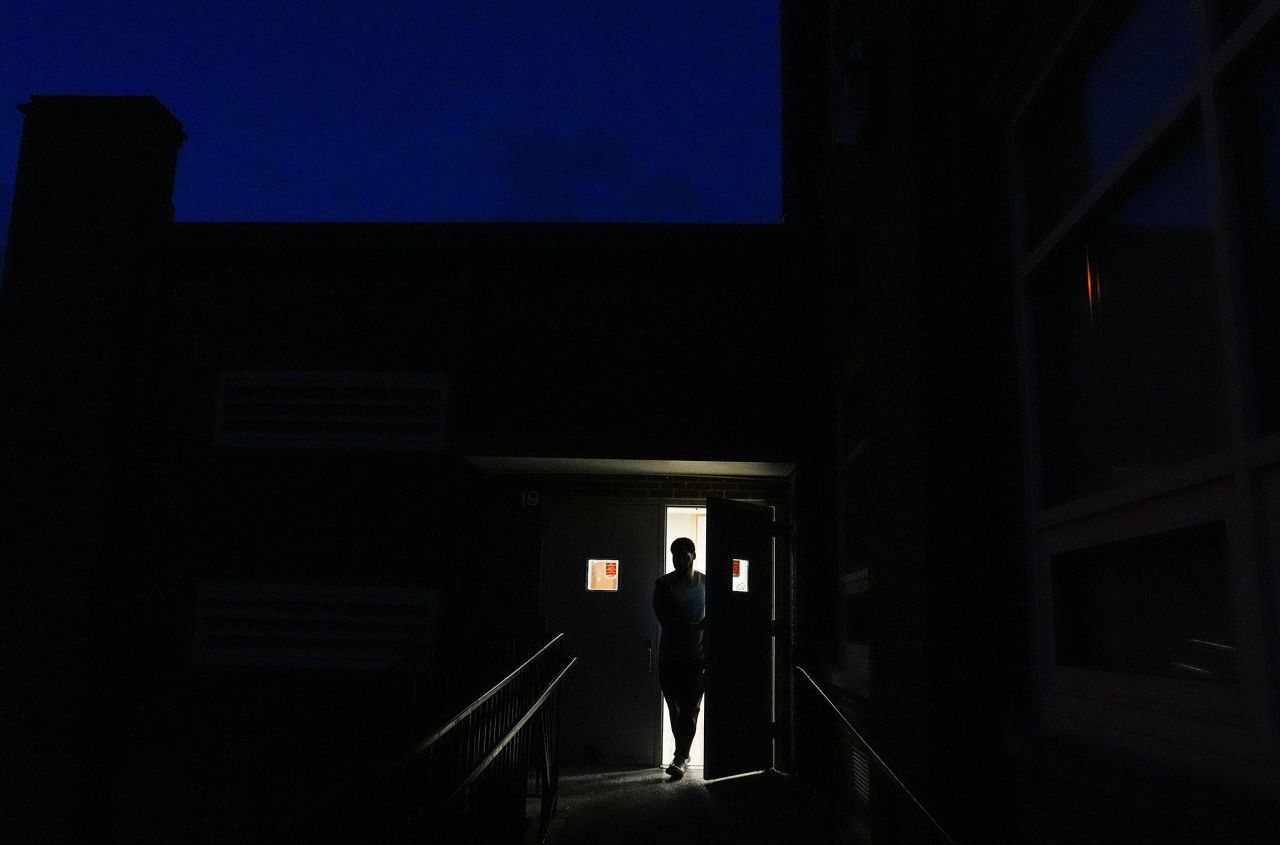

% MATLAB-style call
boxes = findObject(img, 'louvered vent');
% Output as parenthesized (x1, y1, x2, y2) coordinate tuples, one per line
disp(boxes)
(193, 582, 438, 669)
(851, 745, 871, 804)
(215, 371, 447, 450)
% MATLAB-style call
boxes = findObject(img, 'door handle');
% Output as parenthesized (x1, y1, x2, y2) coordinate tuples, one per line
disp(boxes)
(645, 638, 653, 674)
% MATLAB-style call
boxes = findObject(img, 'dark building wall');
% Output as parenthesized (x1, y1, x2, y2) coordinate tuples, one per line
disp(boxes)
(0, 93, 815, 838)
(794, 1, 1280, 843)
(128, 236, 801, 831)
(161, 221, 802, 462)
(905, 3, 1030, 836)
(793, 0, 983, 836)
(144, 219, 803, 640)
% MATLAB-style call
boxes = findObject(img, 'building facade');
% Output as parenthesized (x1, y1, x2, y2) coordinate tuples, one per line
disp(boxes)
(796, 0, 1280, 841)
(2, 1, 1278, 841)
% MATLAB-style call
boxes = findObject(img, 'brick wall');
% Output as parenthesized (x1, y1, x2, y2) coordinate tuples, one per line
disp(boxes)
(794, 1, 1034, 840)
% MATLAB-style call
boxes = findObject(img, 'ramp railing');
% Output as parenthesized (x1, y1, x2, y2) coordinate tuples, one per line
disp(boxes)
(397, 632, 575, 844)
(309, 633, 576, 844)
(794, 666, 954, 844)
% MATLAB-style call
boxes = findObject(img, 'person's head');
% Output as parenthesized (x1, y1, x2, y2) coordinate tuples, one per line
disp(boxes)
(670, 537, 696, 574)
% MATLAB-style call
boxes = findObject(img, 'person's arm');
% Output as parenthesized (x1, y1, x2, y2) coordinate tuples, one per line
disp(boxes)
(653, 578, 674, 628)
(691, 572, 706, 629)
(654, 578, 698, 629)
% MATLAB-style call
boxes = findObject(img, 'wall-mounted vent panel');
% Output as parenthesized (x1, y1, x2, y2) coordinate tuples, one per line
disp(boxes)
(215, 371, 447, 450)
(851, 745, 870, 804)
(193, 582, 439, 670)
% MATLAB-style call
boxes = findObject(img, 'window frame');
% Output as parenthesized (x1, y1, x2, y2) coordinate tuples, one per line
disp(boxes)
(835, 365, 871, 698)
(1009, 0, 1280, 774)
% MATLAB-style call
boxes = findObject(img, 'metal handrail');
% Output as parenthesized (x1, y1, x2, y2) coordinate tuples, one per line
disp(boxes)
(407, 632, 568, 760)
(435, 655, 578, 814)
(306, 633, 573, 844)
(794, 666, 955, 844)
(380, 632, 574, 844)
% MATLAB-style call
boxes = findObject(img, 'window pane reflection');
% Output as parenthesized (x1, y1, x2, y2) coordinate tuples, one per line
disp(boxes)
(1052, 522, 1237, 683)
(1021, 0, 1198, 244)
(1034, 136, 1227, 503)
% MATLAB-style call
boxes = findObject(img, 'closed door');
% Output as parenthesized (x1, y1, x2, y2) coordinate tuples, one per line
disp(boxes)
(542, 498, 663, 765)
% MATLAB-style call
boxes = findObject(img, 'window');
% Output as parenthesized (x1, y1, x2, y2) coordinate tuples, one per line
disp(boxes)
(1033, 136, 1227, 502)
(1233, 43, 1280, 432)
(1052, 522, 1236, 682)
(586, 559, 619, 592)
(1012, 1, 1279, 768)
(1020, 0, 1199, 245)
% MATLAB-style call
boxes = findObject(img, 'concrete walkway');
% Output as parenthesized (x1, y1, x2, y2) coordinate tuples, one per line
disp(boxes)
(542, 765, 831, 845)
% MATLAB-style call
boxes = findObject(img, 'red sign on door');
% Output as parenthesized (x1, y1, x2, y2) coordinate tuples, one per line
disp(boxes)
(587, 559, 620, 591)
(732, 560, 741, 577)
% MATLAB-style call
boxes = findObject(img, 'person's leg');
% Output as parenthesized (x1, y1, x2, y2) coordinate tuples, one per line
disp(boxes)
(665, 664, 702, 760)
(673, 665, 704, 759)
(660, 661, 697, 775)
(663, 689, 683, 748)
(659, 663, 684, 760)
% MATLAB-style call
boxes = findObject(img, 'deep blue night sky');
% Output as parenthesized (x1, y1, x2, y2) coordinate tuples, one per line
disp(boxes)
(0, 1, 780, 256)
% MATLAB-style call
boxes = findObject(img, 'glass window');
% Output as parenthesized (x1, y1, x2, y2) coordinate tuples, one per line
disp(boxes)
(586, 559, 619, 592)
(1052, 522, 1237, 683)
(1020, 0, 1199, 244)
(1034, 135, 1228, 503)
(1234, 44, 1280, 432)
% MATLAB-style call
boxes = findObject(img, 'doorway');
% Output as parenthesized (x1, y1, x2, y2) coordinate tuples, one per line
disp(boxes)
(537, 487, 781, 775)
(662, 506, 708, 771)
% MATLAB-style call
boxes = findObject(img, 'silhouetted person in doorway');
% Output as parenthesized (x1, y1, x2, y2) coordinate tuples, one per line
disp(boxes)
(653, 536, 705, 779)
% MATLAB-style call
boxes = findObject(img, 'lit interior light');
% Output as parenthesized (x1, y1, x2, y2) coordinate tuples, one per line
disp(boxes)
(1085, 249, 1095, 324)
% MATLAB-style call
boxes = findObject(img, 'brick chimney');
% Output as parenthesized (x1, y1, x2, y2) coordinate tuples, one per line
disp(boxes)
(0, 96, 185, 839)
(1, 95, 185, 307)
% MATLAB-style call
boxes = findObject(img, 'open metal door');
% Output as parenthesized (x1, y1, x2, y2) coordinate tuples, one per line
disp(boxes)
(704, 496, 774, 779)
